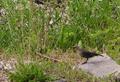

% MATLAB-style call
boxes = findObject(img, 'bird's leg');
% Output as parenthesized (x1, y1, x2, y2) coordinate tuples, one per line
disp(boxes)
(82, 58, 88, 64)
(99, 54, 104, 57)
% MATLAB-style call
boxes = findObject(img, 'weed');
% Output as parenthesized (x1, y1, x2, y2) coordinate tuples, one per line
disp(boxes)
(9, 62, 52, 82)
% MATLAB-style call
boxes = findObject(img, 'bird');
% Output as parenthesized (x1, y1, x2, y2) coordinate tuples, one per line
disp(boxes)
(73, 46, 103, 64)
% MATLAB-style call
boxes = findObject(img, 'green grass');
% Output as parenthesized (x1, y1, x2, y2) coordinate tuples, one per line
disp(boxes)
(8, 60, 116, 82)
(0, 0, 120, 54)
(0, 0, 120, 81)
(9, 62, 53, 82)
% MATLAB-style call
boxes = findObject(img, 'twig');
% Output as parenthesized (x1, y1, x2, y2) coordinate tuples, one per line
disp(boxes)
(36, 52, 62, 62)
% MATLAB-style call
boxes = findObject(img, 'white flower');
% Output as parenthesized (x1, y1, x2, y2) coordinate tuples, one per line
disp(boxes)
(117, 6, 120, 9)
(49, 19, 53, 25)
(98, 0, 102, 1)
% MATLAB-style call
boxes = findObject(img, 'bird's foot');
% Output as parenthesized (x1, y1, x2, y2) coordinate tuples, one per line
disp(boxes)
(81, 61, 87, 64)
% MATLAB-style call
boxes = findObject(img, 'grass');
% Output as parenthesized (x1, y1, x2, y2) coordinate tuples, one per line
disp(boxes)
(0, 0, 120, 54)
(9, 62, 53, 82)
(0, 0, 120, 82)
(8, 58, 116, 82)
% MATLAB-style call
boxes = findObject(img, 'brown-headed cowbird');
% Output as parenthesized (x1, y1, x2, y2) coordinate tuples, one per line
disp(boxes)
(73, 46, 103, 64)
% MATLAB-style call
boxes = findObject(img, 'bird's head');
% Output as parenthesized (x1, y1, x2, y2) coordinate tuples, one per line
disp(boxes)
(73, 45, 83, 53)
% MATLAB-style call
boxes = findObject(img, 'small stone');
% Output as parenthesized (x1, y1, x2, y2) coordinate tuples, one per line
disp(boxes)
(0, 76, 8, 82)
(4, 63, 13, 71)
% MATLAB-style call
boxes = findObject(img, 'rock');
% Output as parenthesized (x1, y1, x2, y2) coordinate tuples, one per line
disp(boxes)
(0, 76, 8, 82)
(4, 63, 13, 71)
(75, 54, 120, 78)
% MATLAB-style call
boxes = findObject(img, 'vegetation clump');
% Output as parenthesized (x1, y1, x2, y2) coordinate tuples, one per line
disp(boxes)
(9, 62, 52, 82)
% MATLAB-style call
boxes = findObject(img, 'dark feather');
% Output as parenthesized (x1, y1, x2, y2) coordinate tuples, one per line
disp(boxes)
(73, 46, 103, 64)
